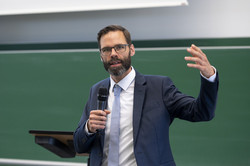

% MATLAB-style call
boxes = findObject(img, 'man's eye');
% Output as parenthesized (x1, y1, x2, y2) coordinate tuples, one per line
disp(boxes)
(102, 48, 111, 52)
(116, 45, 125, 50)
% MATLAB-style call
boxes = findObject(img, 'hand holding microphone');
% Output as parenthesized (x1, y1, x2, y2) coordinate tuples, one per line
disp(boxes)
(87, 88, 110, 133)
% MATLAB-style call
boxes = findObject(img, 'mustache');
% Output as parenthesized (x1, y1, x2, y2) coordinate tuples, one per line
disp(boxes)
(108, 57, 123, 65)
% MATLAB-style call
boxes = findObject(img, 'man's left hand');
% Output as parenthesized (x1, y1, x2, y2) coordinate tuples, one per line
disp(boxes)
(185, 44, 215, 78)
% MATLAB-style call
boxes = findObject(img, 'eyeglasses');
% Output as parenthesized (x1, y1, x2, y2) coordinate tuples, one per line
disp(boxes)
(100, 44, 130, 56)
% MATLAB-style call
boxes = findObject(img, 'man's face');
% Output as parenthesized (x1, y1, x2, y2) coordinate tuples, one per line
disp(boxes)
(100, 31, 135, 77)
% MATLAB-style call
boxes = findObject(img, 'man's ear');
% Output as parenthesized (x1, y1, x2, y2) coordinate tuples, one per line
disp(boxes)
(100, 56, 103, 62)
(130, 44, 135, 57)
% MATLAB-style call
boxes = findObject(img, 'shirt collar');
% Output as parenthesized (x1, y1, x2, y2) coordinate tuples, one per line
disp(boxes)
(110, 66, 136, 92)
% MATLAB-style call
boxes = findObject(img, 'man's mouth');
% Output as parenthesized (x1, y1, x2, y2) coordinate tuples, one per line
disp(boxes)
(110, 60, 122, 67)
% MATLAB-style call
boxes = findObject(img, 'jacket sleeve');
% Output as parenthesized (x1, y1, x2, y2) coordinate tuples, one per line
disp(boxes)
(164, 72, 219, 122)
(73, 87, 97, 153)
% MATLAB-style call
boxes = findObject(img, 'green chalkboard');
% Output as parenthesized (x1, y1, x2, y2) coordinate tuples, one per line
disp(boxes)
(0, 48, 250, 165)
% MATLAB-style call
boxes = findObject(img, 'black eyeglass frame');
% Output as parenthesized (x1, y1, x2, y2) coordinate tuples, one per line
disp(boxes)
(100, 44, 130, 56)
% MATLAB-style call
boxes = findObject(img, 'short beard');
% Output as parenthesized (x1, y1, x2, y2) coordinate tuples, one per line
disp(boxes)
(103, 52, 131, 76)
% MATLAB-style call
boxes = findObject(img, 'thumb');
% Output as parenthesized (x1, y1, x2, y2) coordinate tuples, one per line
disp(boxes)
(104, 110, 111, 115)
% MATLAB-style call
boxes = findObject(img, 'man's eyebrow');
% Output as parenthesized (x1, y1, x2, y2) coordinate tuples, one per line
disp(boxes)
(102, 44, 123, 48)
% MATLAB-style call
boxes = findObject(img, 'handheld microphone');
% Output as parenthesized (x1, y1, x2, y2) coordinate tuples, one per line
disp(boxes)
(96, 88, 108, 134)
(97, 88, 108, 111)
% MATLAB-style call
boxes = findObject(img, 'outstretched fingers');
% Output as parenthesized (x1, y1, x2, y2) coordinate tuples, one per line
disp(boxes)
(185, 44, 215, 78)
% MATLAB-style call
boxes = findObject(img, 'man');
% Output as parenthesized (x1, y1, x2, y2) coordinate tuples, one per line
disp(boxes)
(74, 25, 219, 166)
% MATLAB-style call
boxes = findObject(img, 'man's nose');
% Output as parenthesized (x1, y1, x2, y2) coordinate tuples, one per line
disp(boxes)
(110, 47, 118, 56)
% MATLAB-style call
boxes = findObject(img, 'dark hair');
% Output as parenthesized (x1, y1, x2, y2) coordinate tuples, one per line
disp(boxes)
(97, 25, 132, 48)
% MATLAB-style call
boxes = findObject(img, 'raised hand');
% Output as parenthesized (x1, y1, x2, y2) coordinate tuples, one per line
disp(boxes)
(185, 44, 215, 78)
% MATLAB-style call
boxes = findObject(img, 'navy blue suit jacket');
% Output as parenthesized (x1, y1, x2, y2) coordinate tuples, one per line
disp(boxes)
(74, 71, 219, 166)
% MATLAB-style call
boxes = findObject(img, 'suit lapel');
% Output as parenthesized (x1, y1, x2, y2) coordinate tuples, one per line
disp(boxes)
(99, 73, 146, 148)
(133, 72, 146, 146)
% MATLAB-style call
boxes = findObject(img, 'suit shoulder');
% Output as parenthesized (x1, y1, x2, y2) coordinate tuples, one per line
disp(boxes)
(144, 74, 173, 83)
(91, 78, 109, 89)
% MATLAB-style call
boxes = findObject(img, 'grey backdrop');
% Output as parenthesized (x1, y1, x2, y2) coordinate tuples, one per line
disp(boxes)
(0, 0, 250, 44)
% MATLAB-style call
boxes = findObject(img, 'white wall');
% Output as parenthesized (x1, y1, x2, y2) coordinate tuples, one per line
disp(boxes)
(0, 0, 249, 44)
(0, 0, 188, 15)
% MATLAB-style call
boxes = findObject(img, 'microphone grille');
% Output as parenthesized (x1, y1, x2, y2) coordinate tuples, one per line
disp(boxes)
(98, 88, 108, 101)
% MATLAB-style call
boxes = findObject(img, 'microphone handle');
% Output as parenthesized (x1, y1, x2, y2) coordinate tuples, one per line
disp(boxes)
(96, 100, 106, 133)
(97, 100, 106, 111)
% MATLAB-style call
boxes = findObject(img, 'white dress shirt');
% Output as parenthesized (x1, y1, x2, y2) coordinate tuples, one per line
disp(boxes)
(101, 67, 137, 166)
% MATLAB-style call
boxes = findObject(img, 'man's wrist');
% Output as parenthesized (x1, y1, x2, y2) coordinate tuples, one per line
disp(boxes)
(85, 119, 96, 135)
(200, 66, 217, 82)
